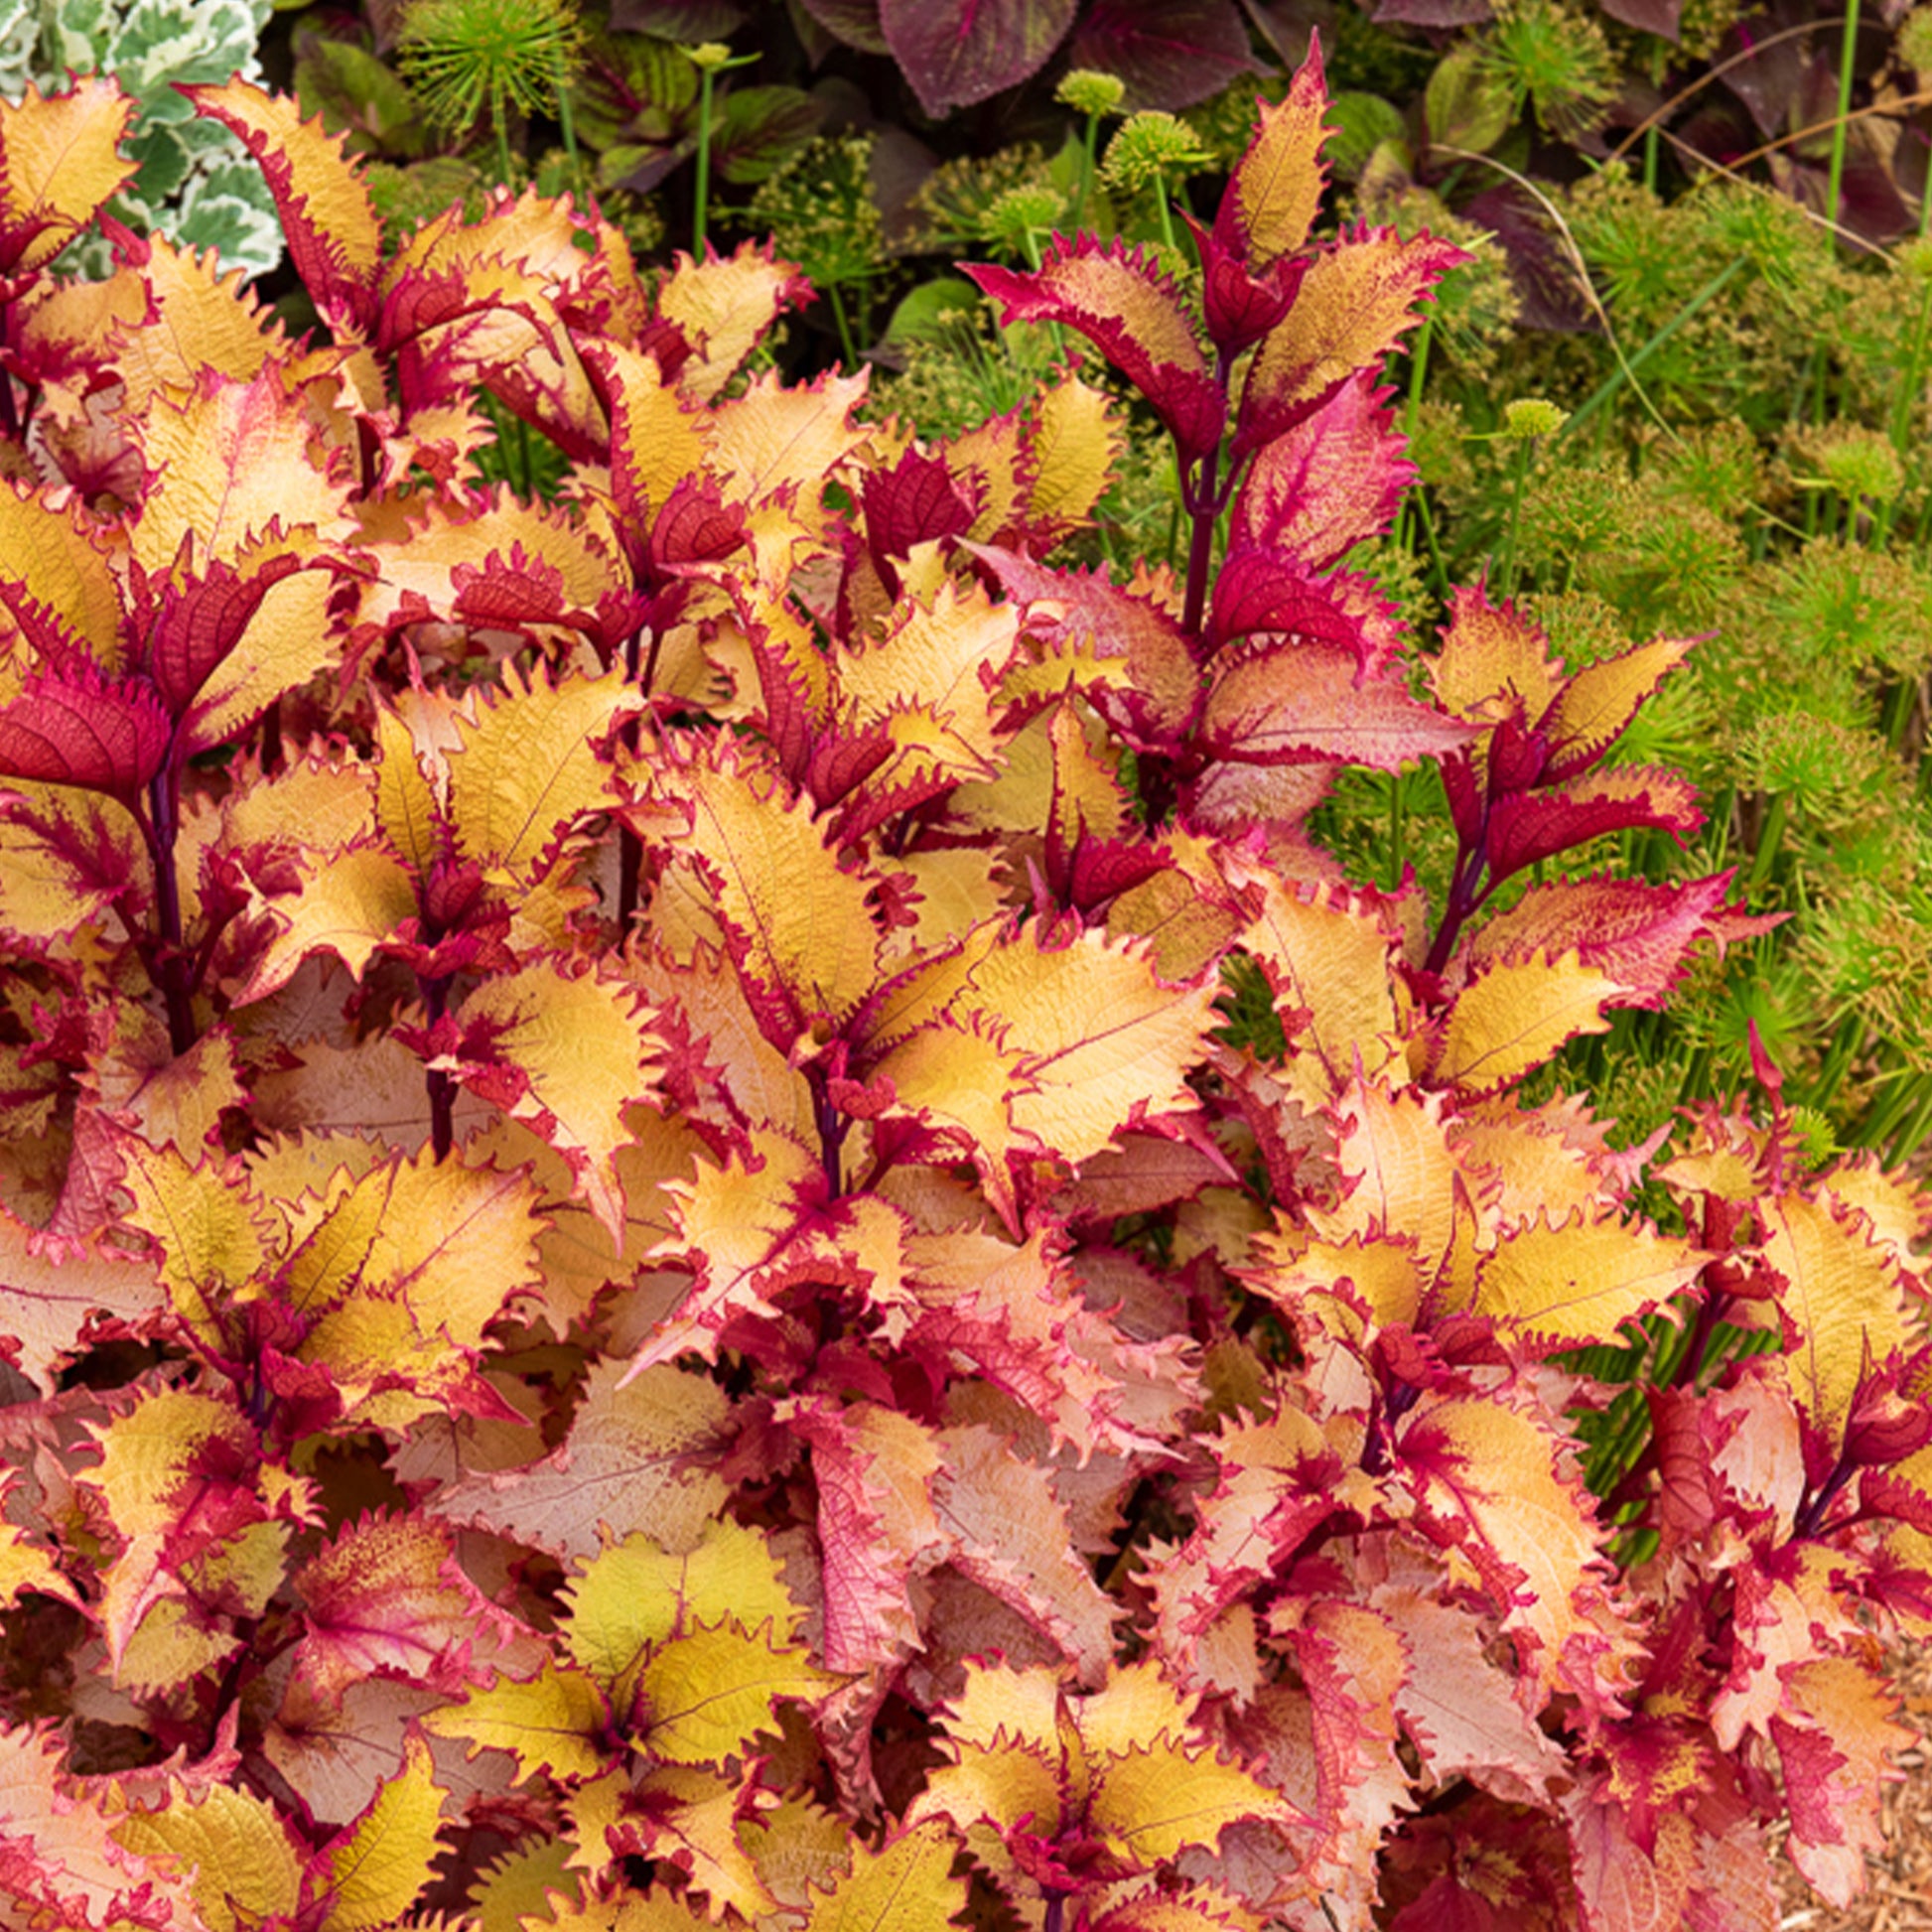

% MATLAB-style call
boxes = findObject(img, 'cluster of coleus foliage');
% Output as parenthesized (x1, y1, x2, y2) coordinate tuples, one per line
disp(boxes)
(0, 46, 1928, 1932)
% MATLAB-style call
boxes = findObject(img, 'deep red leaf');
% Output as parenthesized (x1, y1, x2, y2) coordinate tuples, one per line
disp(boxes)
(881, 0, 1079, 116)
(1207, 546, 1385, 661)
(1066, 0, 1265, 111)
(0, 663, 172, 800)
(1484, 766, 1704, 885)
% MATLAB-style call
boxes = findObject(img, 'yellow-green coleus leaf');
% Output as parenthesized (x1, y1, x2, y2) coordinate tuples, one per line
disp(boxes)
(565, 1517, 804, 1704)
(802, 1820, 969, 1932)
(422, 1660, 612, 1784)
(0, 75, 138, 277)
(448, 660, 634, 882)
(912, 1659, 1290, 1880)
(428, 958, 663, 1245)
(638, 1620, 845, 1765)
(562, 1518, 840, 1760)
(115, 1783, 306, 1932)
(313, 1732, 449, 1932)
(655, 742, 883, 1052)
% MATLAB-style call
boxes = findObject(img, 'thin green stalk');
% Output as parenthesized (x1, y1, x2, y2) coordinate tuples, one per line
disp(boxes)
(493, 100, 513, 189)
(693, 64, 715, 255)
(1498, 440, 1531, 596)
(1393, 316, 1434, 558)
(1808, 1011, 1868, 1111)
(514, 414, 532, 497)
(826, 281, 859, 370)
(1823, 0, 1861, 243)
(1559, 257, 1747, 442)
(556, 57, 580, 182)
(1075, 111, 1102, 228)
(1888, 1078, 1932, 1162)
(1854, 1063, 1927, 1149)
(1413, 484, 1449, 598)
(1877, 182, 1932, 546)
(1745, 791, 1789, 898)
(1154, 183, 1178, 255)
(1882, 673, 1918, 752)
(1643, 124, 1660, 195)
(1387, 771, 1406, 891)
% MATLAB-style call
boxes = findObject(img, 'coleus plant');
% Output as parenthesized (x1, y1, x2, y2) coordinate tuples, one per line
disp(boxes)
(0, 44, 1926, 1932)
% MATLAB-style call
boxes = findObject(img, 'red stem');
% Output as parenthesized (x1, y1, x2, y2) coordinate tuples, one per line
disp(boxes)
(146, 759, 198, 1058)
(423, 974, 457, 1161)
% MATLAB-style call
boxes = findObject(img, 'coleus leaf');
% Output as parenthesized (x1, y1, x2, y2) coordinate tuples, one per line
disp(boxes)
(1538, 633, 1696, 783)
(289, 1511, 496, 1707)
(1423, 947, 1624, 1091)
(868, 919, 1221, 1227)
(353, 492, 632, 662)
(0, 1198, 164, 1391)
(0, 1723, 169, 1929)
(0, 480, 125, 662)
(882, 0, 1079, 117)
(802, 1820, 970, 1932)
(1471, 1209, 1709, 1353)
(654, 238, 815, 404)
(182, 79, 383, 340)
(447, 660, 634, 881)
(79, 1381, 290, 1682)
(1213, 35, 1332, 270)
(1144, 1405, 1345, 1670)
(967, 240, 1227, 465)
(1022, 369, 1124, 546)
(1483, 767, 1703, 885)
(427, 1358, 730, 1564)
(931, 1423, 1120, 1682)
(0, 662, 172, 804)
(1235, 867, 1405, 1097)
(970, 544, 1200, 748)
(0, 76, 137, 281)
(422, 1660, 612, 1784)
(1465, 874, 1746, 1006)
(1068, 0, 1264, 113)
(1397, 1388, 1618, 1704)
(1229, 375, 1416, 571)
(131, 363, 357, 575)
(418, 958, 662, 1243)
(281, 1146, 546, 1421)
(115, 1780, 307, 1932)
(565, 1516, 807, 1713)
(581, 337, 713, 533)
(655, 743, 884, 1054)
(1771, 1656, 1909, 1907)
(782, 1396, 944, 1672)
(638, 1620, 846, 1765)
(861, 444, 982, 588)
(311, 1730, 448, 1931)
(911, 1657, 1292, 1879)
(146, 544, 349, 757)
(1206, 547, 1390, 662)
(1427, 582, 1565, 726)
(1200, 640, 1474, 770)
(1756, 1190, 1913, 1445)
(1237, 225, 1468, 456)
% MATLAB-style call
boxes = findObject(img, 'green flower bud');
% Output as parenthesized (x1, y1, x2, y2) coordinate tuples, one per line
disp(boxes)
(1102, 112, 1211, 196)
(1501, 397, 1568, 440)
(1056, 69, 1127, 118)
